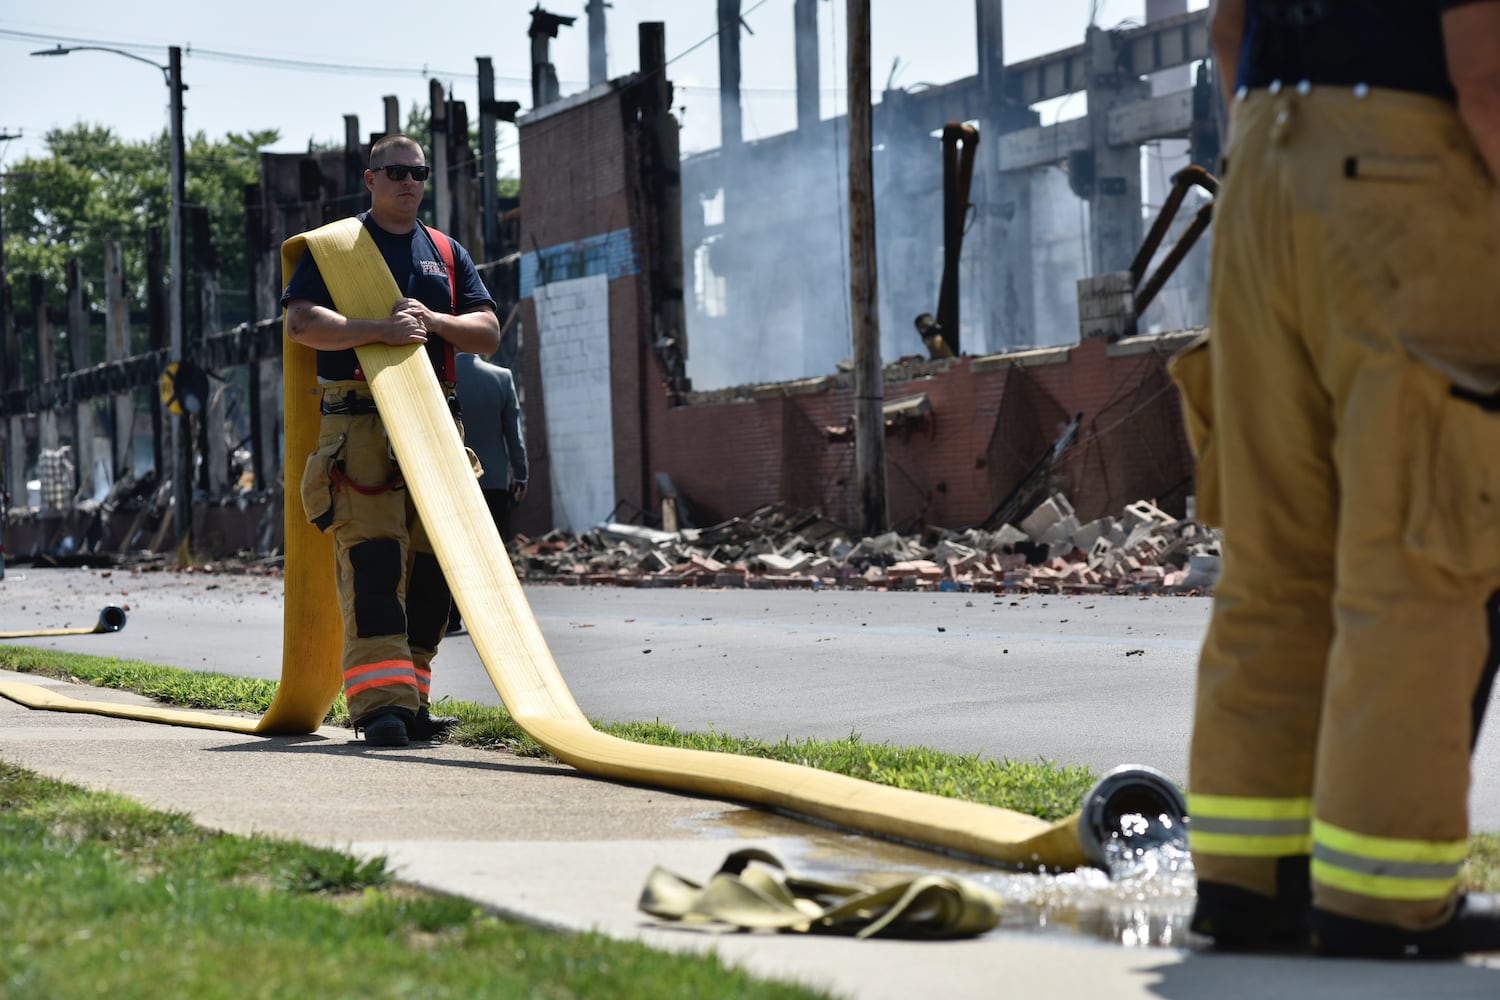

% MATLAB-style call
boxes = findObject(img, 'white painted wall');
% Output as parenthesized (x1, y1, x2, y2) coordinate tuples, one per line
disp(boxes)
(534, 273, 615, 532)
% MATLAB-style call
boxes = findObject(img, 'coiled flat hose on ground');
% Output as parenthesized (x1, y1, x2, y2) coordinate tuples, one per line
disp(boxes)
(0, 218, 1186, 872)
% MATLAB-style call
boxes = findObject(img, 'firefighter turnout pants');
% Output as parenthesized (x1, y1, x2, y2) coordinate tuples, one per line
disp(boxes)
(301, 382, 471, 724)
(1186, 86, 1500, 932)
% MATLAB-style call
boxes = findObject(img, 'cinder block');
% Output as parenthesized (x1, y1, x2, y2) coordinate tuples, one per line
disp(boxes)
(756, 552, 810, 573)
(1073, 517, 1112, 553)
(1124, 500, 1178, 532)
(1182, 551, 1222, 589)
(1041, 514, 1081, 548)
(1020, 497, 1065, 540)
(1124, 522, 1156, 551)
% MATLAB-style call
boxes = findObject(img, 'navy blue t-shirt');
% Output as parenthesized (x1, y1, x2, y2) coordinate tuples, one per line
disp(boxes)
(281, 212, 496, 381)
(1238, 0, 1484, 100)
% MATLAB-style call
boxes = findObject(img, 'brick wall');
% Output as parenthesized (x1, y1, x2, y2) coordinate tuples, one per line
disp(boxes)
(515, 83, 660, 539)
(516, 79, 1199, 539)
(649, 333, 1199, 533)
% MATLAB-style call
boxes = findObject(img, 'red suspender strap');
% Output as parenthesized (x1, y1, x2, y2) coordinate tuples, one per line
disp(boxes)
(428, 227, 458, 384)
(429, 229, 457, 314)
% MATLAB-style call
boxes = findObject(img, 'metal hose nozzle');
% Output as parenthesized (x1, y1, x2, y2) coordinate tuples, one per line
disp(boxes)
(1076, 764, 1188, 874)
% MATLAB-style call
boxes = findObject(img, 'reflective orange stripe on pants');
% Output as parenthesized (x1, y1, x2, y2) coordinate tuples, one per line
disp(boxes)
(343, 660, 419, 700)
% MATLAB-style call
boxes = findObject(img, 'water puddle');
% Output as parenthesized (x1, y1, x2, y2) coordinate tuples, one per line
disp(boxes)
(981, 830, 1196, 948)
(680, 805, 1199, 948)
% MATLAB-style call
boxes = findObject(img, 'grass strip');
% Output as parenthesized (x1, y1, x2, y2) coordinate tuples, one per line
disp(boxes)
(0, 761, 832, 1000)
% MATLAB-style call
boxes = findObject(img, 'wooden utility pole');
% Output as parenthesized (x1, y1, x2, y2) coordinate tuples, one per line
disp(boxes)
(343, 115, 363, 209)
(192, 205, 227, 496)
(478, 57, 500, 260)
(242, 187, 266, 493)
(67, 259, 95, 502)
(848, 0, 886, 536)
(430, 80, 452, 235)
(146, 227, 166, 483)
(0, 166, 24, 514)
(105, 242, 132, 479)
(30, 275, 59, 463)
(104, 242, 134, 480)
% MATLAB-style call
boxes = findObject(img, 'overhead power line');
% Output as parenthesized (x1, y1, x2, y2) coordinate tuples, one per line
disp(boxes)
(0, 27, 497, 84)
(3, 3, 826, 99)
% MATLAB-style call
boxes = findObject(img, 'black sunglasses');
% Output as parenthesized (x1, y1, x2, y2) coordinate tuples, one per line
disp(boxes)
(372, 164, 430, 182)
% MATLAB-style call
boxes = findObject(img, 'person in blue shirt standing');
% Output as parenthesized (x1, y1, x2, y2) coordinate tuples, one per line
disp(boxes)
(282, 133, 500, 748)
(1185, 0, 1500, 957)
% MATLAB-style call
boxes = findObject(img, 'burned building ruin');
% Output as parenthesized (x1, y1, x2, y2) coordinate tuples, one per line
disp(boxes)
(1, 2, 1218, 567)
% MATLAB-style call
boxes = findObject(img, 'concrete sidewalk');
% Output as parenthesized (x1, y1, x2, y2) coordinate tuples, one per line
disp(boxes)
(4, 669, 1498, 999)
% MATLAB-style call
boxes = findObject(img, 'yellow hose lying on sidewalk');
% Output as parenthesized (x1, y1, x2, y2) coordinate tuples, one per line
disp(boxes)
(0, 606, 128, 640)
(0, 218, 1183, 871)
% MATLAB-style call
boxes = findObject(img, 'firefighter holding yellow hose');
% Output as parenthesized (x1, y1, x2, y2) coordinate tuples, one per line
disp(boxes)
(1186, 0, 1500, 957)
(282, 134, 500, 748)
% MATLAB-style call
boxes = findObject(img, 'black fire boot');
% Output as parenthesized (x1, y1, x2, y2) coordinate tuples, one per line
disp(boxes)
(1312, 894, 1500, 959)
(355, 707, 416, 748)
(409, 706, 459, 743)
(1191, 856, 1311, 952)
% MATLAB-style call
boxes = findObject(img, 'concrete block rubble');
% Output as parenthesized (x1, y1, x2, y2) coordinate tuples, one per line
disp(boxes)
(513, 494, 1222, 594)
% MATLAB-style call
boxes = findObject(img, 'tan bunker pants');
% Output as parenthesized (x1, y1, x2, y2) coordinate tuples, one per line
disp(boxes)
(301, 382, 475, 724)
(1183, 88, 1500, 931)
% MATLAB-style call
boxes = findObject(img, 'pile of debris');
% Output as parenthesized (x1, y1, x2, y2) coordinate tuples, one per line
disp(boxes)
(513, 494, 1222, 595)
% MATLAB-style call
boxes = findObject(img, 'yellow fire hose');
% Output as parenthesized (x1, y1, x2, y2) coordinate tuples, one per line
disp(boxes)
(0, 218, 1185, 873)
(0, 606, 127, 640)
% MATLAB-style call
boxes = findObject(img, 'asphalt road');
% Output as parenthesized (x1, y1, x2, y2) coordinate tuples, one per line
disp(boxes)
(3, 565, 1498, 829)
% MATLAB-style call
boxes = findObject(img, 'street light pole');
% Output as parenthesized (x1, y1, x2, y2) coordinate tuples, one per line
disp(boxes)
(31, 43, 192, 553)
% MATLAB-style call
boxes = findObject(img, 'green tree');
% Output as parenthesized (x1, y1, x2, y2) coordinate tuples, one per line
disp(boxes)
(4, 126, 162, 323)
(2, 123, 278, 363)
